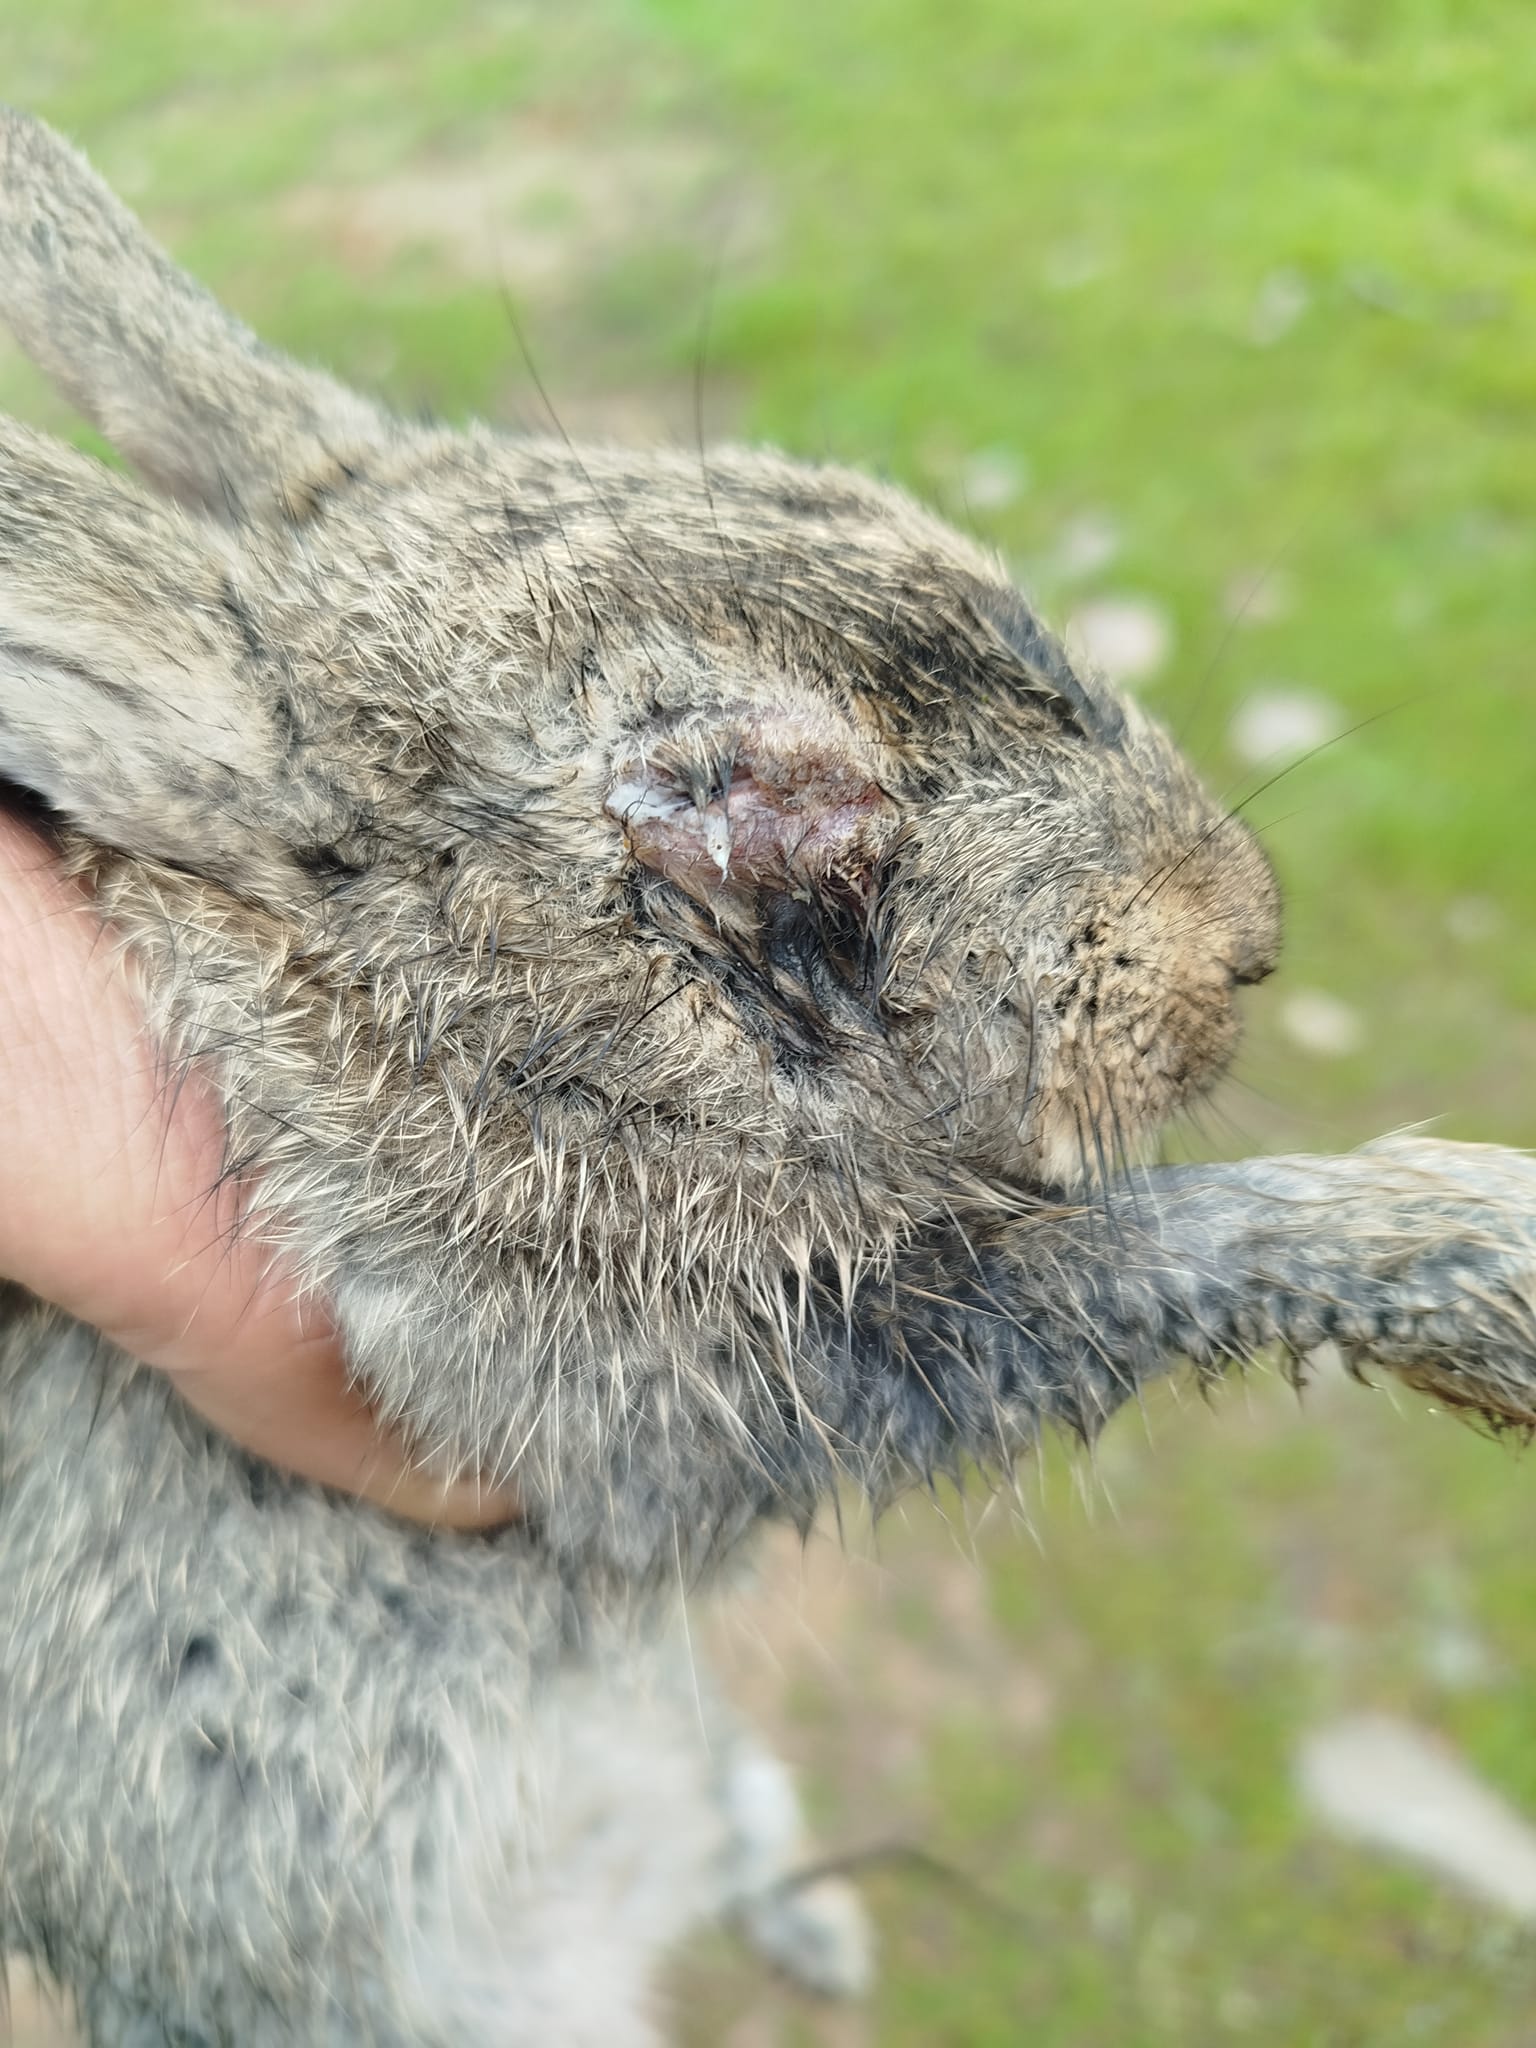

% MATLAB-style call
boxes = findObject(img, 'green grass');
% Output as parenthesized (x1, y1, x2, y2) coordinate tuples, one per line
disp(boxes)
(5, 3, 1536, 2040)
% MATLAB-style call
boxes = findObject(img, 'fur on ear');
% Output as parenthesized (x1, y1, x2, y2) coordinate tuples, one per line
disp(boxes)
(0, 417, 344, 892)
(0, 107, 391, 523)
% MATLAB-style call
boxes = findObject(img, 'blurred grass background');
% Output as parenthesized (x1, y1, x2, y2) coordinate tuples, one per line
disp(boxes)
(4, 2, 1536, 2042)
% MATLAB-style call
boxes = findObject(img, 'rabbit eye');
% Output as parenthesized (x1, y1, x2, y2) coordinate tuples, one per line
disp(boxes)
(606, 718, 892, 911)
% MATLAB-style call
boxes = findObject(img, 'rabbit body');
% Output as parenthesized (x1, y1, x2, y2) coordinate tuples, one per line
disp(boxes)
(2, 1298, 859, 2046)
(3, 111, 1536, 2042)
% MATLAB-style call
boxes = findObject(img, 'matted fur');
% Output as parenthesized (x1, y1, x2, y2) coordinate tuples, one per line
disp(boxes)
(1, 112, 1534, 2043)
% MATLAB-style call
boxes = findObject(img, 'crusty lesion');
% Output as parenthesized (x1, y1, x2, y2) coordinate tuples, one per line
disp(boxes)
(606, 704, 894, 907)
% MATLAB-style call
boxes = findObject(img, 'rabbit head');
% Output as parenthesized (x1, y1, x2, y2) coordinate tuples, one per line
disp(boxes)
(0, 113, 1280, 1566)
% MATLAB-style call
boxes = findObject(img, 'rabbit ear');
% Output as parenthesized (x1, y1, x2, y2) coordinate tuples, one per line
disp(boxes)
(0, 110, 390, 523)
(0, 415, 342, 892)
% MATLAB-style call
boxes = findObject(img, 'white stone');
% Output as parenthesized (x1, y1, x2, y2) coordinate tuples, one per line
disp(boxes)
(958, 446, 1029, 513)
(1249, 268, 1311, 345)
(1299, 1714, 1536, 1919)
(1445, 895, 1503, 945)
(1279, 989, 1364, 1059)
(1051, 510, 1122, 581)
(1222, 566, 1294, 625)
(1228, 687, 1343, 769)
(1418, 1622, 1496, 1693)
(1066, 595, 1172, 687)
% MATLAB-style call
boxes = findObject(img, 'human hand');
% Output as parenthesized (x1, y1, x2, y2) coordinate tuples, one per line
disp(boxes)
(0, 805, 516, 1528)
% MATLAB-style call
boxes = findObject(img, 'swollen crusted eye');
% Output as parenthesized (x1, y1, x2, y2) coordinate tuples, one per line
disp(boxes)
(605, 713, 894, 910)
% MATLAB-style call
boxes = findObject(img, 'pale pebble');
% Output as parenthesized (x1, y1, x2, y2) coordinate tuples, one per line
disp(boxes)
(1299, 1713, 1536, 1919)
(1222, 565, 1294, 625)
(1228, 687, 1343, 768)
(1418, 1622, 1496, 1693)
(1052, 510, 1122, 581)
(1066, 595, 1172, 687)
(1445, 895, 1503, 945)
(1279, 989, 1364, 1059)
(958, 446, 1029, 513)
(1248, 267, 1310, 346)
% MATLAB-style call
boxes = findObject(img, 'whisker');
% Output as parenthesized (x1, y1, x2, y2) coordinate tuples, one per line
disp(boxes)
(1226, 703, 1408, 826)
(496, 284, 680, 628)
(1130, 705, 1405, 919)
(1174, 494, 1324, 750)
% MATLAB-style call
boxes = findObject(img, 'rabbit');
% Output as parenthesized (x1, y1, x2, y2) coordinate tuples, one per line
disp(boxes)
(1, 107, 1535, 2045)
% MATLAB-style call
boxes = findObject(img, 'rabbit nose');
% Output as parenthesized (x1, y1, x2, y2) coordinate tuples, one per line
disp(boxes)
(1220, 845, 1283, 988)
